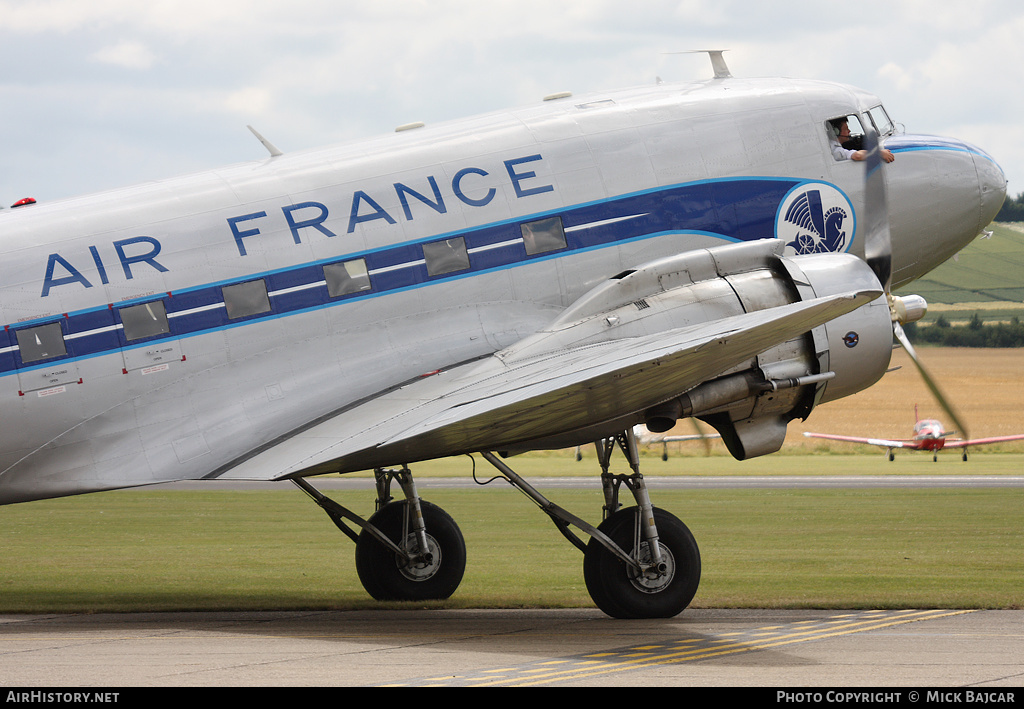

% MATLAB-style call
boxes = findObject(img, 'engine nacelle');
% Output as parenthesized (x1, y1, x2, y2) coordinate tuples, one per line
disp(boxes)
(499, 239, 893, 459)
(630, 240, 897, 459)
(606, 240, 894, 460)
(782, 252, 894, 406)
(677, 248, 893, 459)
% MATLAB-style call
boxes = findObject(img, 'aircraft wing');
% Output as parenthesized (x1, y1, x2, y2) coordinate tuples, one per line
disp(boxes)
(941, 434, 1024, 449)
(802, 432, 917, 449)
(219, 289, 879, 481)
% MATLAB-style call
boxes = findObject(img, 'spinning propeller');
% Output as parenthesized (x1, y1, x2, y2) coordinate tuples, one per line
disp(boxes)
(861, 128, 970, 440)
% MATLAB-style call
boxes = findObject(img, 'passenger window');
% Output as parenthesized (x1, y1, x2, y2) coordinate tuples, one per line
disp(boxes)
(521, 216, 567, 255)
(423, 237, 470, 276)
(15, 322, 67, 364)
(324, 258, 371, 297)
(120, 301, 170, 341)
(223, 279, 271, 319)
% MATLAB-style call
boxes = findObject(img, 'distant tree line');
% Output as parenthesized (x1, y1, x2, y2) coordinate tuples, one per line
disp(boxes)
(903, 315, 1024, 347)
(995, 192, 1024, 221)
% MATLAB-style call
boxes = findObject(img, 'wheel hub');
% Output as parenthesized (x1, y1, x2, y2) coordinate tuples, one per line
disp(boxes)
(629, 541, 676, 593)
(397, 533, 442, 581)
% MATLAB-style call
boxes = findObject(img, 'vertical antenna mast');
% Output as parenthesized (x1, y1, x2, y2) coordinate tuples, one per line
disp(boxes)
(663, 49, 733, 79)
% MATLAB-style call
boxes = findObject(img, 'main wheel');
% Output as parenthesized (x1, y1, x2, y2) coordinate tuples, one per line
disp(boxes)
(355, 501, 466, 601)
(583, 507, 700, 619)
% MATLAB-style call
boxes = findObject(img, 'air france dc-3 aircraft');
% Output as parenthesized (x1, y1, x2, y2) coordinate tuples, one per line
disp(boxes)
(805, 406, 1024, 461)
(0, 53, 1006, 618)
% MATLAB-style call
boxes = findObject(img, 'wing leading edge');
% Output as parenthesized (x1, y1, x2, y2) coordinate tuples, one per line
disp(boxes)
(941, 435, 1024, 449)
(217, 288, 881, 481)
(804, 432, 1024, 451)
(802, 432, 915, 449)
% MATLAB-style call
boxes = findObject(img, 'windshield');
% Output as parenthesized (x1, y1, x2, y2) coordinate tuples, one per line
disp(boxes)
(866, 105, 894, 137)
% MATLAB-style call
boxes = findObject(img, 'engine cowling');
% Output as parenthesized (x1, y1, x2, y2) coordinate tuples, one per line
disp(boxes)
(498, 239, 893, 459)
(633, 241, 893, 459)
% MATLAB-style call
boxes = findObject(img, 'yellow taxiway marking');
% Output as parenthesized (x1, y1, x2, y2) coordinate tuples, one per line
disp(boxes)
(390, 609, 976, 687)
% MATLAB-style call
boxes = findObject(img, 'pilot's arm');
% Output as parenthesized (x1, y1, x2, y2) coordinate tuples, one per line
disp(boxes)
(833, 143, 895, 163)
(850, 148, 895, 163)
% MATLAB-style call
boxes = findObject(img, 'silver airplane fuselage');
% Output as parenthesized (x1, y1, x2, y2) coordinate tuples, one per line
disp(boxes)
(0, 75, 1005, 504)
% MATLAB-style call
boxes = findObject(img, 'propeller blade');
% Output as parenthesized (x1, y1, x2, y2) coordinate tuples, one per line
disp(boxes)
(861, 125, 971, 443)
(862, 126, 892, 293)
(690, 418, 714, 456)
(893, 322, 969, 441)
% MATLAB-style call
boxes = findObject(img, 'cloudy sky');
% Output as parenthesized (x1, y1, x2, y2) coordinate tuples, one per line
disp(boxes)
(2, 0, 1023, 205)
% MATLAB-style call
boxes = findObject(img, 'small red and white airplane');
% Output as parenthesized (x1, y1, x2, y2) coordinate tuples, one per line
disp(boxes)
(804, 406, 1024, 461)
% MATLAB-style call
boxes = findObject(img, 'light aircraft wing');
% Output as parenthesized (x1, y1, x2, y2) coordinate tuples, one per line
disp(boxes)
(802, 432, 916, 449)
(940, 434, 1024, 449)
(219, 289, 879, 481)
(648, 433, 721, 443)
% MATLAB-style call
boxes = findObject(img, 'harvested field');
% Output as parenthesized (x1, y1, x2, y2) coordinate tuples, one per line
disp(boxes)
(651, 348, 1024, 455)
(788, 347, 1024, 450)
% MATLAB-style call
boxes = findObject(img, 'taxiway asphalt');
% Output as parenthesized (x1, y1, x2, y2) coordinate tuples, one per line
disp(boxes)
(1, 608, 1021, 687)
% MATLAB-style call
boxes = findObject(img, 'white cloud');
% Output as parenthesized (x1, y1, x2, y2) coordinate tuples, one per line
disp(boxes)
(222, 87, 274, 117)
(91, 40, 156, 70)
(3, 0, 1024, 199)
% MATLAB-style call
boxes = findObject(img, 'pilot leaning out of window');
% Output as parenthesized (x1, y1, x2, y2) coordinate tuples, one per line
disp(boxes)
(828, 118, 895, 163)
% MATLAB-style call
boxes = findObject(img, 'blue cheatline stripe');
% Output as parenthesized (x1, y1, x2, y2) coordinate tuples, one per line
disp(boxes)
(887, 135, 1000, 165)
(1, 176, 806, 378)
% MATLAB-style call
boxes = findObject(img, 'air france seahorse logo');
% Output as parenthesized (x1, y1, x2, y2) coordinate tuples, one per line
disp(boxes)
(775, 184, 855, 256)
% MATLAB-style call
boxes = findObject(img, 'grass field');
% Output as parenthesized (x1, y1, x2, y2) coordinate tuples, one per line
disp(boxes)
(2, 483, 1021, 613)
(1, 348, 1021, 614)
(895, 222, 1024, 322)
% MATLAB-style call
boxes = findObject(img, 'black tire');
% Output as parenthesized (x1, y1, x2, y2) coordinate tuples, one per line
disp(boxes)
(583, 507, 700, 619)
(355, 500, 466, 601)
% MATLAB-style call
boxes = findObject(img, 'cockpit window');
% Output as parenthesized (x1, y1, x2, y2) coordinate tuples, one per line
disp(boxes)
(866, 105, 894, 137)
(826, 114, 866, 161)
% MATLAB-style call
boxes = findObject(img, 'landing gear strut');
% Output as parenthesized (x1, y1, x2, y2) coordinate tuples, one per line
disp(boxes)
(295, 427, 699, 618)
(294, 467, 465, 602)
(481, 428, 700, 618)
(584, 506, 700, 619)
(588, 431, 700, 618)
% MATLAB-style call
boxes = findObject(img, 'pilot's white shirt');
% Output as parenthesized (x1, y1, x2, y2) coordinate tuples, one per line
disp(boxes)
(829, 136, 856, 161)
